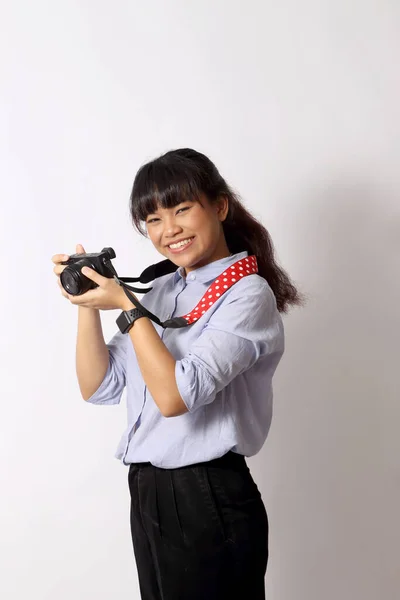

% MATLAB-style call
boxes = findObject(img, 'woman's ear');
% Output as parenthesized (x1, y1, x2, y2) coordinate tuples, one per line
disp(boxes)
(216, 194, 229, 222)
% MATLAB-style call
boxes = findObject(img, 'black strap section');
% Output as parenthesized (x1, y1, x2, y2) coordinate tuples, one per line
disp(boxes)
(119, 259, 177, 284)
(107, 258, 189, 329)
(162, 317, 188, 329)
(119, 286, 189, 329)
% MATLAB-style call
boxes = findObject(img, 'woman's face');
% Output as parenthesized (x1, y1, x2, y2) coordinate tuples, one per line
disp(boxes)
(145, 195, 230, 274)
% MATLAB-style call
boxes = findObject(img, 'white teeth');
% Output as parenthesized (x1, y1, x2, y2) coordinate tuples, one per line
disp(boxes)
(169, 237, 193, 249)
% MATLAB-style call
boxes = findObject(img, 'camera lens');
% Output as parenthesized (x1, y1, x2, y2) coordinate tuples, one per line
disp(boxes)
(60, 260, 94, 296)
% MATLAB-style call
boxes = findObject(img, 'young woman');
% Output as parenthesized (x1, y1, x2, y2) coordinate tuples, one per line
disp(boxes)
(52, 148, 302, 600)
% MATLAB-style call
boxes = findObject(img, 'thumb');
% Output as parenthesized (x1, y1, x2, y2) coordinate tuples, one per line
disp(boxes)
(76, 243, 86, 255)
(81, 266, 101, 284)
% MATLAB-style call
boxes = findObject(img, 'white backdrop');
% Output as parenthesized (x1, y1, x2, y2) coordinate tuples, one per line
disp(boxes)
(1, 1, 399, 599)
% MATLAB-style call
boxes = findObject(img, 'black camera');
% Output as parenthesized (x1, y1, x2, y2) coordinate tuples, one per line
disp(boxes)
(60, 247, 117, 296)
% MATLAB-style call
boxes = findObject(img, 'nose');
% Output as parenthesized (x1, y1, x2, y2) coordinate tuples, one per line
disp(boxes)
(163, 216, 183, 239)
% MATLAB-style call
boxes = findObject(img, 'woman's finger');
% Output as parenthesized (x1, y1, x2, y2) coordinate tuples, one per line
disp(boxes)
(51, 253, 69, 264)
(53, 264, 66, 275)
(57, 278, 69, 298)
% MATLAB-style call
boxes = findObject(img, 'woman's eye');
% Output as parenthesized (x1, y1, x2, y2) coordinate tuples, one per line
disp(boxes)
(147, 207, 189, 224)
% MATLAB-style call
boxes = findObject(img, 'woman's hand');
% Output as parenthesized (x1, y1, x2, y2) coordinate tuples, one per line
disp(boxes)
(51, 244, 136, 311)
(52, 243, 85, 300)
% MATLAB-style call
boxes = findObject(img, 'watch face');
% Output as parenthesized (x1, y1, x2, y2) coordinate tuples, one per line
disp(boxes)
(116, 311, 131, 333)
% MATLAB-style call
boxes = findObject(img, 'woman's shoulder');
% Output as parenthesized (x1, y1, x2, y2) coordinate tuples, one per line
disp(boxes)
(208, 273, 281, 337)
(223, 272, 277, 309)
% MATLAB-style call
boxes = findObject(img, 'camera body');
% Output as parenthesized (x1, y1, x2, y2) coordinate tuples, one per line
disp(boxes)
(60, 247, 116, 296)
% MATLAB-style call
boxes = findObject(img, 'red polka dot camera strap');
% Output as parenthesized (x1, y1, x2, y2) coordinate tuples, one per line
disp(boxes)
(181, 255, 258, 324)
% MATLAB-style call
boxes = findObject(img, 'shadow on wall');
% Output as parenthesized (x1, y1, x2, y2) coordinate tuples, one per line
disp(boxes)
(250, 174, 400, 600)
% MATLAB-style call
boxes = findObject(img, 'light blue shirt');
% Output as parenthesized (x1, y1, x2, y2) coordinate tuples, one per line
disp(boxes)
(86, 251, 285, 468)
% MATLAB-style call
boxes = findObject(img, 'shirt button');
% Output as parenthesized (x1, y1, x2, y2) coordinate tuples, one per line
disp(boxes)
(188, 273, 196, 281)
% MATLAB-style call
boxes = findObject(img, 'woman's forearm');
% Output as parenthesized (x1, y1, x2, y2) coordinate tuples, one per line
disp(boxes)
(127, 316, 187, 417)
(76, 307, 109, 401)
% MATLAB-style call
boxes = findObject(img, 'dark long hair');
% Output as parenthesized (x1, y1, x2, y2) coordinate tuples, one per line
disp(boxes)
(130, 148, 303, 313)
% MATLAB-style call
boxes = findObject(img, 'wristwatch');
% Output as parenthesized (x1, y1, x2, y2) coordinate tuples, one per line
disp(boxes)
(116, 308, 146, 334)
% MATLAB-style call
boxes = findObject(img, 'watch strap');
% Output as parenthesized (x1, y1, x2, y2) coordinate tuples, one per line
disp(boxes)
(116, 308, 146, 334)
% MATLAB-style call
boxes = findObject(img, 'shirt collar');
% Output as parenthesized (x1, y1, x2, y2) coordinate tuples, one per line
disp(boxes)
(173, 251, 249, 285)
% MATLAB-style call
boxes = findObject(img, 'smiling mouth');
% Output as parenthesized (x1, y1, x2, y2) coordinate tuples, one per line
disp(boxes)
(167, 237, 195, 251)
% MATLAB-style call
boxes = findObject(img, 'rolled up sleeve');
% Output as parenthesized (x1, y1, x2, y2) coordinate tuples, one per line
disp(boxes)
(86, 331, 127, 405)
(175, 280, 281, 412)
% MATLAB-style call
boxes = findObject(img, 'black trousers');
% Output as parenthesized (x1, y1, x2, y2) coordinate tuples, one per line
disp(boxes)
(128, 451, 269, 600)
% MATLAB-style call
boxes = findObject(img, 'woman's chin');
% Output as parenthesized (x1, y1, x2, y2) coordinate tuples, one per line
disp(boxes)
(167, 247, 199, 265)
